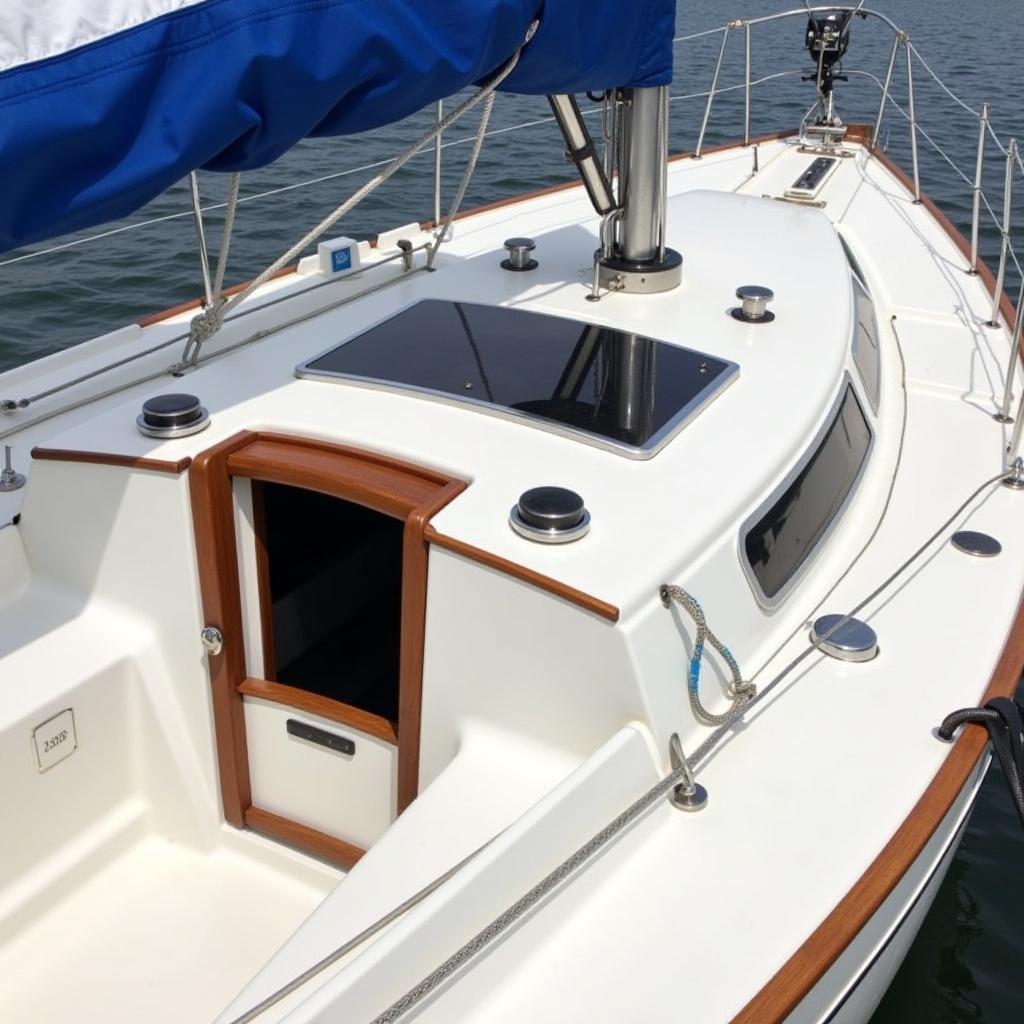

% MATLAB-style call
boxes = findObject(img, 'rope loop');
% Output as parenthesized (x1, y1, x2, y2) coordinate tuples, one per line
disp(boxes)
(172, 20, 538, 371)
(661, 583, 755, 725)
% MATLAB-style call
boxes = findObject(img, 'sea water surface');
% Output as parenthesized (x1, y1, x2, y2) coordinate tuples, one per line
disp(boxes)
(1, 2, 1022, 1019)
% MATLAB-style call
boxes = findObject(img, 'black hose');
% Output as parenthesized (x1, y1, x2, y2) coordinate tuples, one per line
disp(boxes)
(939, 697, 1024, 828)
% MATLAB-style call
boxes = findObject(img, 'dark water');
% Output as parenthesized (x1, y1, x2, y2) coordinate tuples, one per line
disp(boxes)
(2, 2, 1023, 1019)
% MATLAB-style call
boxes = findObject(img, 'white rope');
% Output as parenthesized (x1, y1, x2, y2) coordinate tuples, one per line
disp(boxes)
(906, 43, 980, 117)
(848, 70, 975, 188)
(0, 126, 558, 271)
(668, 69, 802, 104)
(427, 90, 496, 269)
(672, 25, 729, 44)
(177, 21, 537, 365)
(211, 172, 241, 299)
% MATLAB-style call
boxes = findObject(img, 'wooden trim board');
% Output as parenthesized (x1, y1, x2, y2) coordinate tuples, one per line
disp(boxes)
(32, 447, 191, 474)
(136, 264, 298, 328)
(189, 430, 464, 836)
(731, 591, 1024, 1023)
(245, 806, 365, 870)
(189, 431, 256, 826)
(239, 677, 398, 745)
(424, 526, 620, 623)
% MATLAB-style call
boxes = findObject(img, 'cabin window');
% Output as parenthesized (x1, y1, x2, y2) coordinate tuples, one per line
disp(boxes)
(256, 481, 403, 723)
(851, 275, 881, 412)
(743, 384, 871, 602)
(839, 234, 867, 284)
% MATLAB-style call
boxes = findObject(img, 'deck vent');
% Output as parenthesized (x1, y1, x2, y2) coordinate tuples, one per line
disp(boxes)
(137, 393, 210, 439)
(502, 237, 538, 272)
(951, 531, 1001, 558)
(510, 486, 590, 544)
(810, 614, 878, 663)
(731, 285, 775, 324)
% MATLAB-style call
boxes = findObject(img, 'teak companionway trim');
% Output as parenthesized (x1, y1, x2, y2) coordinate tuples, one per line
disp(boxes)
(189, 430, 465, 862)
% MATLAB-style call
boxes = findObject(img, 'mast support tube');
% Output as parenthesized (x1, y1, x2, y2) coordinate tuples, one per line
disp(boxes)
(620, 88, 664, 262)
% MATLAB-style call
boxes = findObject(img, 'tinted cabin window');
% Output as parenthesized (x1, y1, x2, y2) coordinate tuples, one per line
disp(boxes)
(851, 276, 881, 411)
(744, 386, 871, 600)
(258, 482, 403, 722)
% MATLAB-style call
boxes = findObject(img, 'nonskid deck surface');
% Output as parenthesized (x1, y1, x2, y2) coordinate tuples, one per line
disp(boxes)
(0, 833, 328, 1024)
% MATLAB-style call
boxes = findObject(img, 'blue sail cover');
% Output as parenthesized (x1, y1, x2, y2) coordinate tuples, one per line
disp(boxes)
(0, 0, 675, 253)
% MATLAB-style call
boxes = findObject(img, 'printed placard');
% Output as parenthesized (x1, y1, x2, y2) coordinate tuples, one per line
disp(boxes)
(32, 708, 77, 772)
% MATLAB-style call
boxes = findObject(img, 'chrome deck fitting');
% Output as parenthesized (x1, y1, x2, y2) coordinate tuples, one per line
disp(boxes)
(0, 446, 26, 492)
(668, 733, 707, 812)
(951, 531, 1002, 558)
(811, 614, 879, 663)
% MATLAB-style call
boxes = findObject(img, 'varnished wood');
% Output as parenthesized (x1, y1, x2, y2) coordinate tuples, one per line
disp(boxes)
(249, 480, 277, 682)
(244, 806, 365, 870)
(239, 677, 399, 745)
(732, 591, 1024, 1023)
(190, 430, 464, 834)
(397, 479, 467, 809)
(226, 435, 451, 520)
(136, 264, 298, 328)
(188, 431, 257, 826)
(423, 526, 620, 623)
(32, 447, 191, 474)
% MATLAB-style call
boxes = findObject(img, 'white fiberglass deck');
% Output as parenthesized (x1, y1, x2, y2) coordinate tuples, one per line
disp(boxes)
(0, 835, 328, 1024)
(0, 131, 1021, 1024)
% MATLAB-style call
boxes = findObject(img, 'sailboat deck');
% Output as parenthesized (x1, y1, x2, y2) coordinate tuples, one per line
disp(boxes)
(1, 131, 1022, 1023)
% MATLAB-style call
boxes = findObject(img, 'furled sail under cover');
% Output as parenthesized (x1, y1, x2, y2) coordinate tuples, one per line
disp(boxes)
(0, 0, 676, 253)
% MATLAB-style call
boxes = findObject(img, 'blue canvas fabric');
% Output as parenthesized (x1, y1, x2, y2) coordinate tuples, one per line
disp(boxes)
(0, 0, 676, 252)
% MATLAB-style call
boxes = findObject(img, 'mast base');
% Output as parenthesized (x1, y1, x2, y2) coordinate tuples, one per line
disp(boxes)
(596, 248, 682, 295)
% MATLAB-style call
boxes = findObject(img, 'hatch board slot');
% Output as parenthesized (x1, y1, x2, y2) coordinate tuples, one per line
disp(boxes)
(785, 156, 839, 200)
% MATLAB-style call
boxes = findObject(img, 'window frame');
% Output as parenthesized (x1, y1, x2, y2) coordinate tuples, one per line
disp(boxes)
(850, 272, 882, 414)
(739, 376, 874, 610)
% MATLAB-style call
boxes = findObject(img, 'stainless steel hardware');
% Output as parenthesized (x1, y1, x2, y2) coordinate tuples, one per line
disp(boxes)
(951, 531, 1002, 558)
(286, 719, 355, 755)
(138, 393, 210, 438)
(502, 237, 537, 272)
(732, 285, 775, 323)
(810, 614, 878, 663)
(668, 733, 708, 812)
(200, 625, 224, 656)
(510, 486, 590, 544)
(0, 446, 25, 492)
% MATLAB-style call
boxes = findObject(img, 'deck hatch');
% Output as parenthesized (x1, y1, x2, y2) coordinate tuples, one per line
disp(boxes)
(298, 300, 738, 458)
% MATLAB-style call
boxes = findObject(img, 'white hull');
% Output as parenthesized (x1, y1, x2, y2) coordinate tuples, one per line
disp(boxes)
(787, 756, 987, 1024)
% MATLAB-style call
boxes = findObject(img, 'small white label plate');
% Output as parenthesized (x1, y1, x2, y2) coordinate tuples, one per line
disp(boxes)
(33, 708, 77, 772)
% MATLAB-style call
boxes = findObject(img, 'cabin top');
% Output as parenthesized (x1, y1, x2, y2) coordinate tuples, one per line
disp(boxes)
(21, 184, 859, 620)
